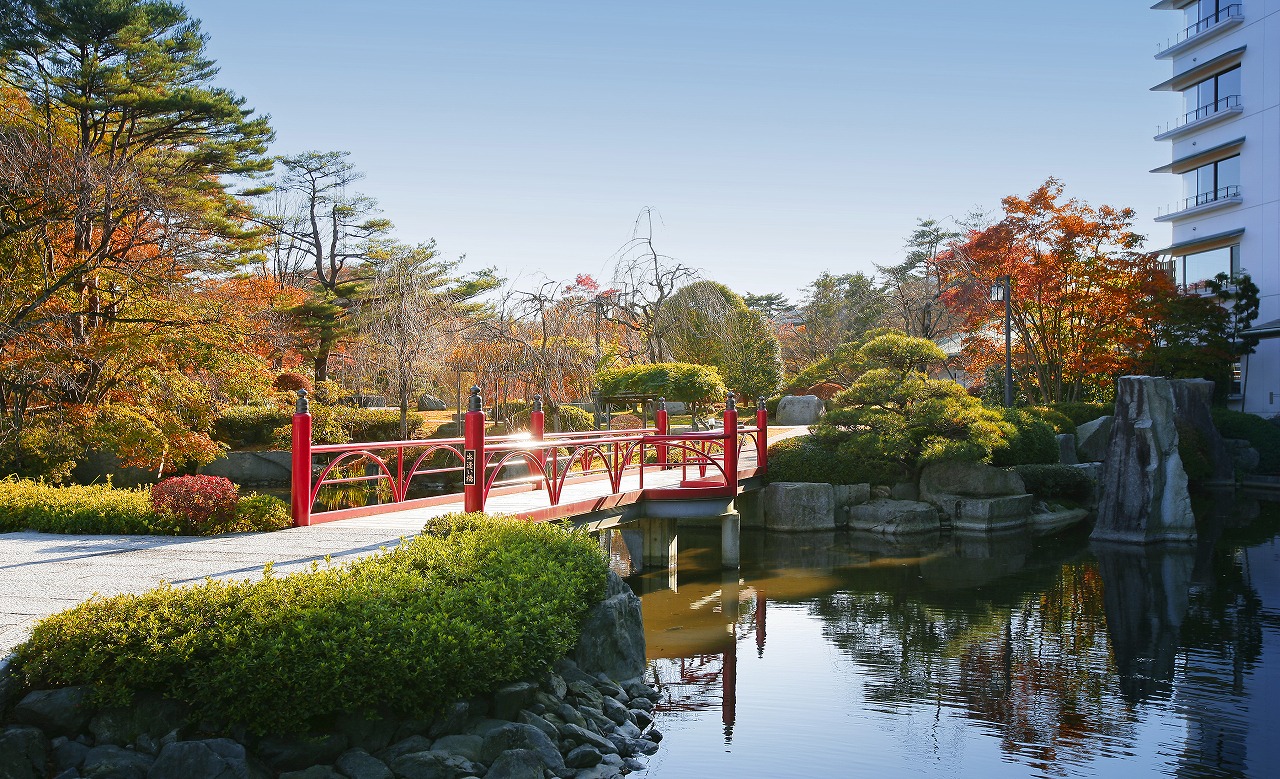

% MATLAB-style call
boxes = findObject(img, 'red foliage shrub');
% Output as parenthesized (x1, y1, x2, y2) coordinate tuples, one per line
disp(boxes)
(273, 372, 312, 392)
(150, 475, 239, 533)
(806, 382, 845, 401)
(608, 413, 644, 430)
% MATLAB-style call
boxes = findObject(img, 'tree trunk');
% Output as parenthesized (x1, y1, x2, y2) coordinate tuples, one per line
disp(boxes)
(314, 347, 330, 385)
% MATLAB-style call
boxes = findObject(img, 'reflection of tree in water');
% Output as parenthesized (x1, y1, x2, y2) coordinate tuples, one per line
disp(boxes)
(814, 562, 1136, 772)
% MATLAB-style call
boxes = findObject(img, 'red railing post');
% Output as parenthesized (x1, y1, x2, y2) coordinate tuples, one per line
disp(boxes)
(756, 395, 769, 473)
(723, 393, 738, 486)
(655, 397, 669, 468)
(531, 394, 546, 488)
(290, 389, 313, 527)
(464, 386, 486, 513)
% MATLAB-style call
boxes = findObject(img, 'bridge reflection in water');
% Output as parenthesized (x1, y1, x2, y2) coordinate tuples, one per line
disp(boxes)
(611, 497, 1280, 778)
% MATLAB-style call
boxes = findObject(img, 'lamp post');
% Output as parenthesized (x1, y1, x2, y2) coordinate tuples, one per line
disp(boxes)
(991, 276, 1013, 408)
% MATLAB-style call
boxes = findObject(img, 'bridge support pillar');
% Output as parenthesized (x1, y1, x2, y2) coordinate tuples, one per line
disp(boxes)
(640, 517, 678, 576)
(721, 511, 741, 569)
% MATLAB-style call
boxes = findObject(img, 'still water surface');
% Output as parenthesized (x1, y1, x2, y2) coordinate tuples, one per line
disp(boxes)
(620, 497, 1280, 778)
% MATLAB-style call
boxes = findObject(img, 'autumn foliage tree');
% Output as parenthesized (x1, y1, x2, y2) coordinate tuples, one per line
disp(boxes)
(937, 179, 1159, 404)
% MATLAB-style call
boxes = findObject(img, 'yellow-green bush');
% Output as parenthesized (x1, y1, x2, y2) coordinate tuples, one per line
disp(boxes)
(13, 514, 608, 735)
(0, 479, 291, 535)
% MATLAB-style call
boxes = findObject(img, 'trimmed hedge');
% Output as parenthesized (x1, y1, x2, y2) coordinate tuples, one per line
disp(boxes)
(990, 408, 1059, 467)
(595, 362, 726, 403)
(0, 479, 291, 535)
(764, 436, 898, 486)
(1024, 406, 1076, 435)
(1212, 409, 1280, 474)
(507, 405, 597, 433)
(1054, 402, 1113, 428)
(1014, 464, 1091, 503)
(12, 513, 608, 735)
(212, 406, 292, 447)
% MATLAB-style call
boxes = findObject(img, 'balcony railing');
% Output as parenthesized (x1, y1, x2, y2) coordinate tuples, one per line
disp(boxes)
(1157, 4, 1243, 55)
(1157, 185, 1241, 219)
(1156, 95, 1241, 137)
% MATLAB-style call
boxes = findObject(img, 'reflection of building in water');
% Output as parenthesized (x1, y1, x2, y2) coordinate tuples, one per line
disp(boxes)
(1174, 540, 1278, 777)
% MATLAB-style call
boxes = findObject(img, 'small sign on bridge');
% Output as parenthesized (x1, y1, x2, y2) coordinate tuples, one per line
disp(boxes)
(463, 449, 477, 485)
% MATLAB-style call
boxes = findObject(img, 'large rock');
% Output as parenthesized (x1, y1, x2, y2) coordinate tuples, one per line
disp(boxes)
(761, 482, 835, 531)
(485, 748, 546, 779)
(416, 394, 448, 412)
(1224, 438, 1260, 473)
(1056, 434, 1078, 465)
(1029, 507, 1089, 535)
(88, 694, 188, 746)
(776, 395, 824, 426)
(1091, 376, 1195, 544)
(13, 687, 91, 736)
(199, 451, 292, 486)
(572, 572, 645, 682)
(255, 734, 347, 773)
(1075, 416, 1113, 463)
(931, 494, 1034, 532)
(1069, 462, 1103, 509)
(918, 462, 1024, 503)
(478, 724, 565, 775)
(1170, 378, 1234, 483)
(846, 499, 940, 535)
(0, 726, 48, 779)
(81, 744, 154, 778)
(833, 483, 871, 528)
(334, 749, 392, 779)
(150, 739, 265, 779)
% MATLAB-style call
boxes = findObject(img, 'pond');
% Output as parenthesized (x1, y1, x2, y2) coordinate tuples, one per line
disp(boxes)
(619, 494, 1280, 778)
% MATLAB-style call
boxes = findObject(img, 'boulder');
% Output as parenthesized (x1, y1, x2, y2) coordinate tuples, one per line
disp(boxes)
(81, 744, 154, 778)
(479, 724, 565, 775)
(1091, 376, 1196, 544)
(390, 750, 483, 779)
(833, 484, 872, 528)
(279, 767, 344, 779)
(490, 682, 538, 721)
(13, 687, 91, 736)
(1029, 507, 1089, 535)
(761, 482, 835, 531)
(416, 394, 448, 412)
(918, 462, 1025, 502)
(661, 401, 688, 415)
(846, 499, 940, 535)
(1056, 434, 1078, 465)
(334, 749, 392, 779)
(1170, 378, 1233, 482)
(566, 744, 604, 769)
(776, 395, 824, 426)
(428, 734, 483, 764)
(931, 494, 1034, 532)
(1068, 462, 1104, 509)
(485, 748, 546, 779)
(0, 726, 48, 779)
(255, 734, 347, 773)
(1075, 416, 1113, 463)
(88, 694, 188, 746)
(199, 451, 292, 486)
(1224, 438, 1260, 473)
(572, 572, 645, 681)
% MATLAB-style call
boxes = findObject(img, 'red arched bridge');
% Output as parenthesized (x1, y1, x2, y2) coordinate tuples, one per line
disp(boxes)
(289, 388, 770, 530)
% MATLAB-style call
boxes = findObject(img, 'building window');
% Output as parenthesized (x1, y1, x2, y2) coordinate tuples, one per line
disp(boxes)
(1181, 154, 1240, 206)
(1183, 66, 1241, 122)
(1164, 244, 1241, 293)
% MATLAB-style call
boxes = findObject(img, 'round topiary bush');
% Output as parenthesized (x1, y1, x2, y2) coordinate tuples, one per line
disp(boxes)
(272, 372, 312, 392)
(609, 413, 644, 430)
(150, 475, 239, 534)
(990, 408, 1058, 467)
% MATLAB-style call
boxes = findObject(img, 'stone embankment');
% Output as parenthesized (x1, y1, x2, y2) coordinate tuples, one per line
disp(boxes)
(0, 574, 659, 779)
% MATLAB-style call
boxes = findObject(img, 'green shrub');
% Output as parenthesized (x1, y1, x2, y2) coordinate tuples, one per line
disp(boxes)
(0, 479, 170, 534)
(1176, 420, 1213, 483)
(764, 437, 898, 486)
(1054, 402, 1113, 428)
(990, 408, 1059, 467)
(1024, 406, 1075, 435)
(267, 406, 429, 448)
(1213, 409, 1280, 474)
(213, 406, 292, 447)
(12, 513, 608, 735)
(595, 362, 726, 403)
(507, 405, 597, 434)
(1014, 464, 1091, 502)
(0, 479, 292, 535)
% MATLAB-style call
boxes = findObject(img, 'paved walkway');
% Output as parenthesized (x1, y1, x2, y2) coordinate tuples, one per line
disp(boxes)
(0, 426, 808, 656)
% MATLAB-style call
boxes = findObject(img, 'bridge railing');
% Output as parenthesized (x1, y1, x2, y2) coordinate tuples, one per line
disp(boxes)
(289, 388, 768, 526)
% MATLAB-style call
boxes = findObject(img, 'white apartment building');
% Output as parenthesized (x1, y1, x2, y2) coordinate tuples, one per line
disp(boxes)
(1151, 0, 1280, 411)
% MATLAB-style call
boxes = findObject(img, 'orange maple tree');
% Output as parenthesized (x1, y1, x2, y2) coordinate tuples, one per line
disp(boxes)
(937, 179, 1162, 404)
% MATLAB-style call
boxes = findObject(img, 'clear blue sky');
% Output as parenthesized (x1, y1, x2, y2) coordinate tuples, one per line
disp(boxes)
(190, 0, 1176, 301)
